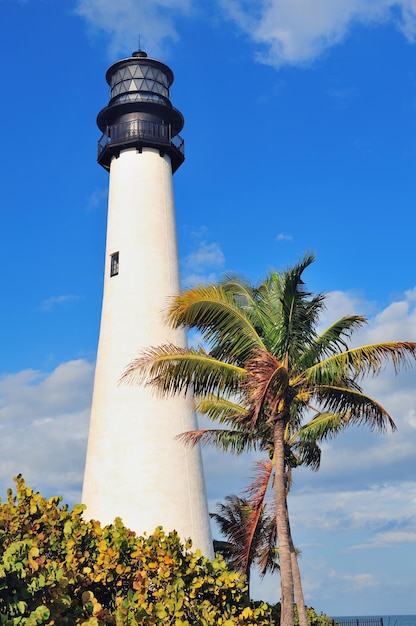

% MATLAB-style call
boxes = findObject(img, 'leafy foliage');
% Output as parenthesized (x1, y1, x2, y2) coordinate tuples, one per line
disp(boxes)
(0, 475, 272, 625)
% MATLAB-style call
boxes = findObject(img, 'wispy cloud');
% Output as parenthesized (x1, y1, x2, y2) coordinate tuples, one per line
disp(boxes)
(39, 295, 81, 311)
(87, 187, 108, 211)
(334, 571, 379, 588)
(276, 232, 293, 242)
(351, 530, 416, 549)
(184, 241, 225, 271)
(181, 241, 225, 287)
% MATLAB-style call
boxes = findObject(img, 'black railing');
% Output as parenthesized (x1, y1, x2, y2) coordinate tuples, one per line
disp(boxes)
(98, 119, 184, 159)
(332, 617, 383, 626)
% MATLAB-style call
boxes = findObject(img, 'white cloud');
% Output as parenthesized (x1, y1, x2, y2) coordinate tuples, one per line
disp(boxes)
(353, 530, 416, 549)
(74, 0, 194, 58)
(220, 0, 416, 68)
(184, 241, 225, 272)
(290, 482, 416, 536)
(320, 289, 371, 327)
(181, 241, 225, 287)
(182, 272, 222, 288)
(397, 0, 416, 40)
(73, 0, 416, 68)
(405, 287, 416, 301)
(321, 287, 416, 352)
(338, 571, 379, 588)
(364, 295, 416, 343)
(0, 360, 94, 504)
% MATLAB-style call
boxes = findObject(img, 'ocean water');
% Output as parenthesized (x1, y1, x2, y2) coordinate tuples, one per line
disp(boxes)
(333, 617, 416, 626)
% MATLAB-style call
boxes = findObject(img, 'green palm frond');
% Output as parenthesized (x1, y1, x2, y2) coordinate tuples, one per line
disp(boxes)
(299, 315, 368, 369)
(288, 438, 322, 472)
(269, 252, 325, 361)
(220, 275, 257, 308)
(121, 344, 245, 397)
(166, 284, 266, 364)
(177, 428, 263, 454)
(193, 394, 273, 452)
(194, 394, 248, 423)
(312, 386, 396, 432)
(303, 341, 416, 386)
(296, 412, 353, 442)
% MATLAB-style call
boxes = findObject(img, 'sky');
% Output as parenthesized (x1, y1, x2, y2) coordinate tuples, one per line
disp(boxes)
(1, 0, 416, 617)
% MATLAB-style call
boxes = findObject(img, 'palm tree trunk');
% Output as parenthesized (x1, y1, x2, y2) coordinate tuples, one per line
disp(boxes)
(273, 417, 294, 626)
(283, 498, 308, 626)
(290, 542, 308, 626)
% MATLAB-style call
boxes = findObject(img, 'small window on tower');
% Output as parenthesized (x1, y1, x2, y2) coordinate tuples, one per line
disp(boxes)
(110, 252, 119, 277)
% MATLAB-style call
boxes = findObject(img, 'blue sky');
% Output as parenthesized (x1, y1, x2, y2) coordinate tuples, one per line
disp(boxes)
(1, 0, 416, 617)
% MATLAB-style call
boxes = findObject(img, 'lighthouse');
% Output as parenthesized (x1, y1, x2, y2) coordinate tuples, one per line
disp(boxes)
(82, 47, 213, 556)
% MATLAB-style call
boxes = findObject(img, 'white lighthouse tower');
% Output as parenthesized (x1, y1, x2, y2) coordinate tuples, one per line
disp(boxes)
(82, 47, 213, 556)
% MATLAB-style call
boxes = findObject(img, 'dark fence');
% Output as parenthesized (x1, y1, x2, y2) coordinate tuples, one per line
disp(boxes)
(98, 119, 184, 157)
(97, 118, 185, 171)
(332, 617, 383, 626)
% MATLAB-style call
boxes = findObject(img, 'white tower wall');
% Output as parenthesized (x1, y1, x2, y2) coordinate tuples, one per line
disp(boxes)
(82, 146, 213, 555)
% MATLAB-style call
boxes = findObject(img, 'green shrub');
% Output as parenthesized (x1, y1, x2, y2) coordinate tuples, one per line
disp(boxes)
(253, 601, 332, 626)
(0, 476, 271, 625)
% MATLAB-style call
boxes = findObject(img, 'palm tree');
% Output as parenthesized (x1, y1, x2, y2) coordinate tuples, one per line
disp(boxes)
(122, 252, 416, 626)
(187, 407, 320, 626)
(210, 493, 278, 598)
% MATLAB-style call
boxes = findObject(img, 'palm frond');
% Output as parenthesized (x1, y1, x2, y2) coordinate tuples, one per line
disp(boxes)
(194, 394, 248, 423)
(256, 515, 279, 578)
(212, 539, 237, 561)
(303, 341, 416, 386)
(178, 428, 263, 454)
(210, 496, 253, 574)
(121, 344, 245, 397)
(288, 438, 322, 472)
(242, 460, 278, 579)
(244, 350, 289, 425)
(311, 386, 397, 432)
(220, 275, 257, 308)
(165, 284, 266, 364)
(244, 459, 274, 510)
(268, 252, 325, 362)
(298, 411, 356, 442)
(210, 494, 278, 580)
(299, 315, 368, 369)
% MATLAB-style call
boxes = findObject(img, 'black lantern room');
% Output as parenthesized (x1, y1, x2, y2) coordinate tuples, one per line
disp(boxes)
(97, 49, 185, 173)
